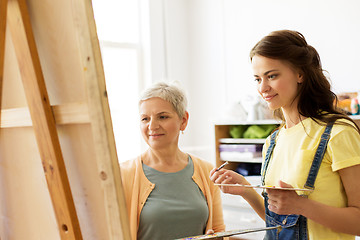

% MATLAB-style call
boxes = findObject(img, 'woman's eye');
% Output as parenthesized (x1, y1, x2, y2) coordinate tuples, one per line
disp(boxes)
(268, 74, 276, 80)
(159, 115, 168, 119)
(254, 78, 261, 83)
(141, 117, 148, 122)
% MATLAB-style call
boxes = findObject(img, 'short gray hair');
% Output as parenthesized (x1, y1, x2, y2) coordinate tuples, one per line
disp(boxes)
(139, 82, 188, 118)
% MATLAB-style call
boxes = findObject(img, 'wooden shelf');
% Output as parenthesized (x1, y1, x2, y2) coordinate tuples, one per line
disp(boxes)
(214, 119, 279, 126)
(215, 116, 360, 172)
(220, 157, 263, 163)
(214, 121, 279, 173)
(219, 138, 266, 144)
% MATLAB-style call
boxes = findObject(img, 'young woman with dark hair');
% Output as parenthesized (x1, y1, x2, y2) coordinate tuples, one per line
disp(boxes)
(210, 30, 360, 240)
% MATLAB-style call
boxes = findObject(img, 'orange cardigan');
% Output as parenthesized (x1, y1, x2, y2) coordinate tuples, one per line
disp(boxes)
(120, 154, 225, 239)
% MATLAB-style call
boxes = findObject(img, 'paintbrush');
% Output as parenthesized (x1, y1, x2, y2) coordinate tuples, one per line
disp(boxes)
(216, 161, 228, 171)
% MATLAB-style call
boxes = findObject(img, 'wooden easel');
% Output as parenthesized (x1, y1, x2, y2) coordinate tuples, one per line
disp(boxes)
(0, 0, 130, 239)
(2, 0, 82, 238)
(0, 0, 6, 126)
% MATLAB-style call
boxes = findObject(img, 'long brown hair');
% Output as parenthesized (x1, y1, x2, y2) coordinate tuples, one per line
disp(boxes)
(250, 30, 360, 133)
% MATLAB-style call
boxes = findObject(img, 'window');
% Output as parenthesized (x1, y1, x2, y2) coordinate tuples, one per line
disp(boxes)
(92, 0, 149, 162)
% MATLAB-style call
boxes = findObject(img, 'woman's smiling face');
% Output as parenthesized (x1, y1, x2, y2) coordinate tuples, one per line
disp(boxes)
(252, 55, 303, 112)
(139, 97, 188, 150)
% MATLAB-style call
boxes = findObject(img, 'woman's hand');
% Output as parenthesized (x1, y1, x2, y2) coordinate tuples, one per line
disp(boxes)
(209, 168, 250, 196)
(210, 167, 267, 221)
(266, 180, 305, 215)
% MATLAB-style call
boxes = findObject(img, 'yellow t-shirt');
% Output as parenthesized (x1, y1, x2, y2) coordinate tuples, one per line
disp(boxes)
(263, 117, 360, 240)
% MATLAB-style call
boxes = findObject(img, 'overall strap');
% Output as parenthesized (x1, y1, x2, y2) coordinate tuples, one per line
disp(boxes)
(303, 122, 334, 190)
(261, 129, 279, 185)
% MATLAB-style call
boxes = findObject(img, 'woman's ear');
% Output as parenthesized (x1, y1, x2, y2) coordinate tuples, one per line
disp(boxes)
(297, 72, 304, 84)
(180, 111, 189, 131)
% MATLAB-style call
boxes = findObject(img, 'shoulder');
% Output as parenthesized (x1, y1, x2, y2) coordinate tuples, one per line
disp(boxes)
(331, 118, 359, 136)
(326, 119, 360, 170)
(308, 114, 360, 136)
(120, 156, 141, 175)
(304, 117, 359, 139)
(190, 155, 218, 191)
(190, 155, 214, 172)
(119, 156, 143, 191)
(329, 120, 360, 146)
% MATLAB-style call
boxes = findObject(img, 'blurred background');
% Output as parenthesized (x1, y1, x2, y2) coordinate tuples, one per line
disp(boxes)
(92, 0, 360, 163)
(91, 1, 360, 238)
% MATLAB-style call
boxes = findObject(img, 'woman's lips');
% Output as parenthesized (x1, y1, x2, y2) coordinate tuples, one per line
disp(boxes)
(263, 94, 277, 101)
(149, 133, 164, 139)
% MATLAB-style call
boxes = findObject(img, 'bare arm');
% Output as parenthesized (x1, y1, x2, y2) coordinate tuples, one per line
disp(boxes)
(267, 164, 360, 236)
(209, 168, 266, 221)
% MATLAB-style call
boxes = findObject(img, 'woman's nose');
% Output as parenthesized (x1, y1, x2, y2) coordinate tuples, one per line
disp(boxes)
(148, 119, 159, 130)
(258, 80, 270, 93)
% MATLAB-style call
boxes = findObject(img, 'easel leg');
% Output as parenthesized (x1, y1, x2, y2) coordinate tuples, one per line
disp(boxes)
(0, 0, 7, 238)
(7, 0, 83, 239)
(0, 0, 7, 114)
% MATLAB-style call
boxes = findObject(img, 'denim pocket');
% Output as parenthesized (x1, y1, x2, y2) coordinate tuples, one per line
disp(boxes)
(263, 193, 301, 239)
(266, 212, 300, 228)
(264, 213, 300, 240)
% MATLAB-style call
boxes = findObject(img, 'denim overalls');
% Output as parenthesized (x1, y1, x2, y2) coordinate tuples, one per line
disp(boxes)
(261, 123, 334, 240)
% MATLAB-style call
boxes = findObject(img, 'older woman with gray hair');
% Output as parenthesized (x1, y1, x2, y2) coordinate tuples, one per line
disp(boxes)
(120, 82, 225, 240)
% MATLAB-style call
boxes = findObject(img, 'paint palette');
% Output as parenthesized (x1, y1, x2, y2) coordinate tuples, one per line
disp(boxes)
(175, 226, 281, 240)
(214, 183, 313, 192)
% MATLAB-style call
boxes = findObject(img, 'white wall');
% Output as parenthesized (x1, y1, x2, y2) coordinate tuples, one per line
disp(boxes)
(223, 0, 360, 100)
(148, 0, 360, 163)
(149, 0, 227, 162)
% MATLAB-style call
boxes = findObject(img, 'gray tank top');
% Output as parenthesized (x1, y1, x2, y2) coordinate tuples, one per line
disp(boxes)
(138, 156, 209, 240)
